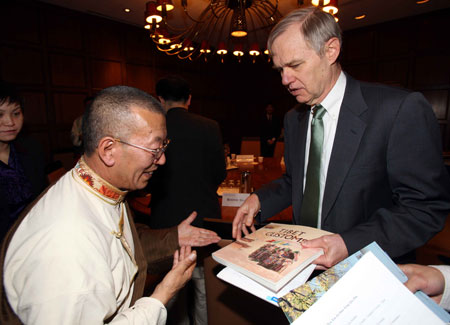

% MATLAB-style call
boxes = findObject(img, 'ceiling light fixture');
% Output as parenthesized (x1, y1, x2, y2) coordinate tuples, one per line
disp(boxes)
(144, 0, 285, 62)
(312, 0, 339, 21)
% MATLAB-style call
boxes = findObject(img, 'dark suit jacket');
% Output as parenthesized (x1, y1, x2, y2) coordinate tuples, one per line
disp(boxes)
(256, 74, 450, 259)
(260, 113, 282, 157)
(147, 107, 227, 228)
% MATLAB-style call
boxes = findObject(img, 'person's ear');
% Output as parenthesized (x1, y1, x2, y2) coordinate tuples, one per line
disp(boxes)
(325, 37, 341, 64)
(186, 95, 192, 107)
(97, 137, 117, 167)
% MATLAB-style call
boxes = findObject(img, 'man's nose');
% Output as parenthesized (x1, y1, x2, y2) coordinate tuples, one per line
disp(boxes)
(281, 69, 294, 87)
(156, 152, 166, 165)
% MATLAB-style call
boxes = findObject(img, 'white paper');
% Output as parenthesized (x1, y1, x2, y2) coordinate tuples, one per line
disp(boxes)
(217, 264, 316, 306)
(293, 252, 445, 325)
(222, 193, 250, 207)
(236, 155, 254, 162)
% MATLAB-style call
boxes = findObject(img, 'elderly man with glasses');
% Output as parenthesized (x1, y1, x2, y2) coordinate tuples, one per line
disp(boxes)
(1, 85, 220, 325)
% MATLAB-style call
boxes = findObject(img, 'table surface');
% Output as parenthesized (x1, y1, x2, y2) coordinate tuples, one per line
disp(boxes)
(220, 157, 292, 223)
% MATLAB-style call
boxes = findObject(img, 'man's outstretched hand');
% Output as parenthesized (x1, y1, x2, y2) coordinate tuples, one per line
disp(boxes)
(178, 211, 221, 247)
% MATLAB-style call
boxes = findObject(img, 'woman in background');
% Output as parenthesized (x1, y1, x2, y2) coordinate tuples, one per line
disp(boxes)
(0, 82, 46, 241)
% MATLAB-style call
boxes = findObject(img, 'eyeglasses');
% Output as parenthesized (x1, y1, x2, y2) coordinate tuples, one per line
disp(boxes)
(114, 138, 170, 160)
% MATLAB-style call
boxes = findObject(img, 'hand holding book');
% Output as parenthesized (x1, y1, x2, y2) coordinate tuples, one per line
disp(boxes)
(301, 233, 349, 269)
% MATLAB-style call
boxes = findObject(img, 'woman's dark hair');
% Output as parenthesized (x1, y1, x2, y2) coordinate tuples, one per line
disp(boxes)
(0, 81, 24, 109)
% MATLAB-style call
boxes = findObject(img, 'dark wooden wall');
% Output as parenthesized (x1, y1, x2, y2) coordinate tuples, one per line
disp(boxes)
(341, 10, 450, 151)
(1, 1, 449, 165)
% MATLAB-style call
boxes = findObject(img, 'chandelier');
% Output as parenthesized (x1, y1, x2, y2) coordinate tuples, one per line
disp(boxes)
(311, 0, 339, 21)
(144, 0, 284, 62)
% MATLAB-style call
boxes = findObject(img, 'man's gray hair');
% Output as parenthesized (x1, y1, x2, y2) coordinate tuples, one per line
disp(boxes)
(267, 7, 342, 56)
(83, 85, 164, 156)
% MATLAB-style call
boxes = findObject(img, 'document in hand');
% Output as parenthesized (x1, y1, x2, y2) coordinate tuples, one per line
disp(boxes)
(278, 242, 450, 324)
(212, 223, 332, 292)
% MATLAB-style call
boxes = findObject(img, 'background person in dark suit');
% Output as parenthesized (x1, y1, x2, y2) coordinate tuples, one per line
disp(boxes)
(232, 7, 450, 268)
(260, 103, 282, 157)
(147, 76, 227, 325)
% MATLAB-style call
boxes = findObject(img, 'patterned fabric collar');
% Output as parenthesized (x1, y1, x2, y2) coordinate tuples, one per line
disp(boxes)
(74, 157, 127, 204)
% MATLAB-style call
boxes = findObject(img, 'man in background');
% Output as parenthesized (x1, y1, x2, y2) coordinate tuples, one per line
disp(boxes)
(260, 103, 281, 157)
(147, 76, 227, 324)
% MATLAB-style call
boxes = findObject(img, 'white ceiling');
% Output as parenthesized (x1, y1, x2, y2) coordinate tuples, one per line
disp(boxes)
(40, 0, 450, 32)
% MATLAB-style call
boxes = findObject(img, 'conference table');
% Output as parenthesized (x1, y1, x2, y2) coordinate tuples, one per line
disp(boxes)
(129, 156, 293, 224)
(219, 157, 292, 223)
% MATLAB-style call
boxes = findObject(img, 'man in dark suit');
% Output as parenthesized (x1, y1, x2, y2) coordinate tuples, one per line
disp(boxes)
(260, 103, 281, 157)
(147, 76, 227, 324)
(232, 7, 450, 268)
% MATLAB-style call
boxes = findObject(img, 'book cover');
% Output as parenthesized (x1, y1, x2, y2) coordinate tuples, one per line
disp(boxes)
(278, 242, 450, 324)
(212, 223, 332, 292)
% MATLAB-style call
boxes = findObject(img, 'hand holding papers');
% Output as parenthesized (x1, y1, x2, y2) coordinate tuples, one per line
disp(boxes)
(279, 242, 450, 324)
(294, 252, 445, 325)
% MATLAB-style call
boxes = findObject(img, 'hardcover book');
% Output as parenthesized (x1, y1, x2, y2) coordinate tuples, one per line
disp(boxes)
(212, 223, 332, 292)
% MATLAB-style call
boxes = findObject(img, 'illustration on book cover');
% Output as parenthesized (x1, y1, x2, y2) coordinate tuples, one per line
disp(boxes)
(240, 239, 298, 274)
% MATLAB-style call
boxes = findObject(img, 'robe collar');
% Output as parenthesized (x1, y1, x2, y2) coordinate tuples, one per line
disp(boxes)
(74, 157, 128, 204)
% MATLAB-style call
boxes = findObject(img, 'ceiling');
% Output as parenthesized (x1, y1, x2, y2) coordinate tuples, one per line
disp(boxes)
(40, 0, 450, 32)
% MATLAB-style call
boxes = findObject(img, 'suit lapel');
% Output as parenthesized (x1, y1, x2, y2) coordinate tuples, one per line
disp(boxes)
(321, 76, 368, 223)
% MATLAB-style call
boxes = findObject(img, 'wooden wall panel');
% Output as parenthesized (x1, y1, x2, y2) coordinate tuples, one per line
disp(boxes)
(50, 53, 86, 87)
(416, 12, 450, 53)
(86, 20, 122, 60)
(377, 24, 412, 58)
(53, 92, 86, 125)
(126, 64, 154, 94)
(91, 59, 122, 89)
(422, 90, 449, 121)
(343, 63, 374, 82)
(376, 59, 409, 87)
(125, 29, 153, 64)
(22, 91, 48, 125)
(45, 9, 83, 51)
(0, 46, 43, 84)
(0, 3, 40, 44)
(342, 30, 375, 61)
(413, 55, 450, 87)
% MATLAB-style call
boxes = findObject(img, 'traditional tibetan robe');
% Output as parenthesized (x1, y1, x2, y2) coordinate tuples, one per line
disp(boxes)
(2, 158, 178, 324)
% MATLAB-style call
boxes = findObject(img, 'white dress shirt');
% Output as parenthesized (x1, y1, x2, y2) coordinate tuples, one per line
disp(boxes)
(304, 71, 346, 228)
(431, 265, 450, 311)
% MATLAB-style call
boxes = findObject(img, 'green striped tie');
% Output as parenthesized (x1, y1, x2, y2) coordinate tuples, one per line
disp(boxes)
(301, 104, 326, 227)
